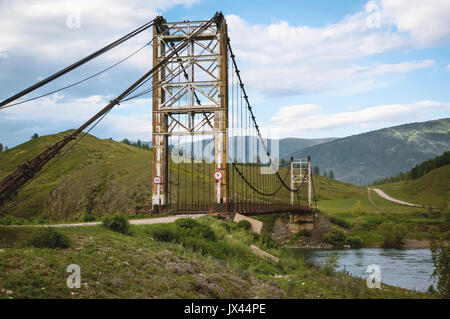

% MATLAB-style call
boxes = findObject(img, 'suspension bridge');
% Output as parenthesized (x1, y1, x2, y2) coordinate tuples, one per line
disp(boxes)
(0, 13, 318, 227)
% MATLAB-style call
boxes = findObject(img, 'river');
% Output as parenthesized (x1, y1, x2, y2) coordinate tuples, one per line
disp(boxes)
(294, 248, 436, 292)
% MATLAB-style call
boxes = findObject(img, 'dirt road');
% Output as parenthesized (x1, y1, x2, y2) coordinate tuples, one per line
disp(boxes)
(370, 188, 423, 207)
(10, 214, 206, 228)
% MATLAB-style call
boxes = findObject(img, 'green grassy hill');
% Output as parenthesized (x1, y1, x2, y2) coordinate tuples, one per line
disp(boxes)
(0, 130, 154, 221)
(377, 164, 450, 207)
(309, 174, 450, 243)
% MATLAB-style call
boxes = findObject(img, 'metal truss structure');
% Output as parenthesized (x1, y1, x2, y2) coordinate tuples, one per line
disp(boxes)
(290, 157, 312, 208)
(152, 15, 228, 212)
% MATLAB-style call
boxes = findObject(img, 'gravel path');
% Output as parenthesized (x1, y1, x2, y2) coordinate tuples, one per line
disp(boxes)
(9, 214, 206, 228)
(370, 188, 423, 207)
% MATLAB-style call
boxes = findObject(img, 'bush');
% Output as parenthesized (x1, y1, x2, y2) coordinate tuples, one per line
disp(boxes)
(28, 227, 70, 249)
(345, 235, 363, 248)
(175, 218, 199, 229)
(380, 222, 407, 248)
(259, 234, 280, 249)
(237, 220, 251, 231)
(102, 214, 130, 234)
(322, 252, 339, 276)
(324, 228, 347, 247)
(0, 217, 12, 225)
(79, 212, 96, 222)
(430, 240, 450, 298)
(150, 224, 180, 242)
(329, 216, 351, 229)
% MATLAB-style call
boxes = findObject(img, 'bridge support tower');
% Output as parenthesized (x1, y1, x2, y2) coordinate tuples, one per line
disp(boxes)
(151, 14, 229, 214)
(289, 156, 314, 233)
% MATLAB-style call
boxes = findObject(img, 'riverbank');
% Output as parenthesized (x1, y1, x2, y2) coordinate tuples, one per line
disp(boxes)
(0, 216, 433, 299)
(254, 213, 434, 250)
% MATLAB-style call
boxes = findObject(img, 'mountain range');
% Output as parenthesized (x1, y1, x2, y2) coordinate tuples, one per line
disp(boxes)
(292, 118, 450, 184)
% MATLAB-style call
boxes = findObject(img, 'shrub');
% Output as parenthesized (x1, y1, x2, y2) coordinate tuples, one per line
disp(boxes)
(237, 220, 251, 231)
(0, 217, 12, 225)
(444, 211, 450, 228)
(322, 252, 339, 276)
(193, 223, 217, 241)
(102, 214, 130, 234)
(324, 228, 347, 247)
(175, 218, 199, 229)
(430, 240, 450, 298)
(329, 216, 351, 229)
(150, 224, 180, 242)
(79, 212, 96, 222)
(380, 222, 407, 248)
(345, 235, 363, 248)
(28, 227, 70, 249)
(259, 234, 280, 249)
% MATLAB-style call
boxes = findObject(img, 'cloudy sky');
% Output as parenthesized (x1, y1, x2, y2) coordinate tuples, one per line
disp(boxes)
(1, 0, 450, 147)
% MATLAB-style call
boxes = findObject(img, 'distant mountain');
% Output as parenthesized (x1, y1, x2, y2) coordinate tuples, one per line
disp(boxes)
(168, 136, 335, 162)
(292, 118, 450, 185)
(278, 137, 337, 159)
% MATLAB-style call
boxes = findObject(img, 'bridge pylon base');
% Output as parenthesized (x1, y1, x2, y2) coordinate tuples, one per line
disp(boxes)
(289, 212, 314, 234)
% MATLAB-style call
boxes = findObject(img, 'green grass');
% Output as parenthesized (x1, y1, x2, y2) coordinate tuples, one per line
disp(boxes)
(377, 165, 450, 207)
(309, 171, 450, 245)
(0, 217, 433, 299)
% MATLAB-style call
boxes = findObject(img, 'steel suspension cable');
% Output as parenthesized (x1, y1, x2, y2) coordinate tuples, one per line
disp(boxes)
(0, 41, 153, 110)
(227, 39, 300, 193)
(0, 19, 157, 108)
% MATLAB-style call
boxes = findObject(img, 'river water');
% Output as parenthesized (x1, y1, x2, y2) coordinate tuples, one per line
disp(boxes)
(294, 248, 436, 292)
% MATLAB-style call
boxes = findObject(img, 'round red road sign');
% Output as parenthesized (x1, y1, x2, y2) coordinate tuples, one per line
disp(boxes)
(214, 170, 223, 181)
(153, 176, 161, 184)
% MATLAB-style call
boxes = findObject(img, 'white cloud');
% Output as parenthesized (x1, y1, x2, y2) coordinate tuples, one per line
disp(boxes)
(269, 100, 450, 136)
(0, 0, 199, 71)
(380, 0, 450, 46)
(0, 93, 152, 144)
(227, 0, 449, 96)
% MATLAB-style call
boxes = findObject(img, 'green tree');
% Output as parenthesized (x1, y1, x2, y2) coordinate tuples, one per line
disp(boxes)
(380, 222, 407, 248)
(313, 165, 320, 175)
(329, 170, 334, 179)
(0, 143, 3, 152)
(31, 133, 39, 139)
(430, 240, 450, 298)
(136, 139, 142, 148)
(122, 138, 131, 145)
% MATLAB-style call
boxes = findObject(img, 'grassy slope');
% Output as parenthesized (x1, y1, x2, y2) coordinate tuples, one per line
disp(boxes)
(309, 174, 449, 243)
(377, 165, 450, 207)
(0, 131, 154, 220)
(0, 216, 430, 299)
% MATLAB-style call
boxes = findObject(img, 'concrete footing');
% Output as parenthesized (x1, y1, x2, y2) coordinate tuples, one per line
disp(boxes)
(289, 212, 314, 233)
